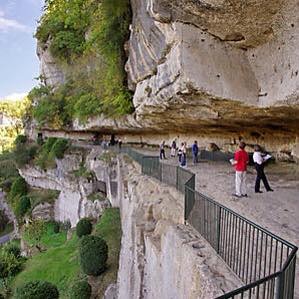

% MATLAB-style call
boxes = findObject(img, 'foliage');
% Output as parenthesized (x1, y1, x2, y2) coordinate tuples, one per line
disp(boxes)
(35, 138, 69, 170)
(14, 144, 38, 168)
(3, 243, 21, 259)
(16, 196, 31, 217)
(32, 0, 133, 128)
(23, 220, 46, 250)
(93, 208, 121, 297)
(69, 279, 92, 299)
(79, 235, 108, 276)
(0, 250, 23, 279)
(27, 188, 60, 210)
(9, 177, 27, 199)
(0, 210, 9, 232)
(51, 138, 68, 159)
(72, 165, 94, 181)
(12, 234, 80, 298)
(0, 98, 30, 153)
(87, 192, 106, 202)
(76, 218, 92, 238)
(15, 280, 59, 299)
(14, 135, 27, 147)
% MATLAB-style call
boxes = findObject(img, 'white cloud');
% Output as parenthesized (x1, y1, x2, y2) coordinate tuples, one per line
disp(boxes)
(0, 9, 31, 33)
(1, 92, 28, 101)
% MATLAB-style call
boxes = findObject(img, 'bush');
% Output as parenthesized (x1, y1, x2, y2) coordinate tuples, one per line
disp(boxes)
(15, 280, 59, 299)
(10, 177, 27, 198)
(0, 179, 12, 192)
(16, 196, 31, 217)
(69, 280, 92, 299)
(79, 235, 108, 276)
(0, 251, 22, 278)
(51, 139, 68, 159)
(14, 135, 27, 148)
(0, 293, 4, 299)
(76, 218, 92, 238)
(0, 210, 9, 232)
(52, 221, 60, 234)
(4, 243, 21, 259)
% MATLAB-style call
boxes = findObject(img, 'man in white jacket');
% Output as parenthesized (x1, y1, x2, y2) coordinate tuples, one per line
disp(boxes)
(253, 145, 273, 193)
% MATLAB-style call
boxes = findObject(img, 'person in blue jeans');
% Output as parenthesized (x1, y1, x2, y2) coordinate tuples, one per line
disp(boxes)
(192, 141, 199, 164)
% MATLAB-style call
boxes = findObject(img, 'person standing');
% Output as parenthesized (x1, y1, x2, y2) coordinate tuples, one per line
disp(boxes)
(232, 142, 249, 198)
(253, 145, 273, 193)
(170, 140, 177, 157)
(160, 141, 166, 159)
(180, 142, 187, 167)
(178, 143, 183, 164)
(192, 141, 199, 164)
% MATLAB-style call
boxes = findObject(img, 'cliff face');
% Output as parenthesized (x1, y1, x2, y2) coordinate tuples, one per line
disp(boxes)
(36, 0, 299, 156)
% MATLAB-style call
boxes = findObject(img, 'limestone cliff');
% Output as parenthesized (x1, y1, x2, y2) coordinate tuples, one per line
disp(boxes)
(34, 0, 299, 156)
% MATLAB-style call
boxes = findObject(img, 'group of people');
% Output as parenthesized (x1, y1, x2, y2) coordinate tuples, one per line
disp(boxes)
(232, 142, 273, 198)
(160, 140, 200, 167)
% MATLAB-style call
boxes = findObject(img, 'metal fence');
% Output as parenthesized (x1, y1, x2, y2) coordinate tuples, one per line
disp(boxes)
(118, 146, 297, 299)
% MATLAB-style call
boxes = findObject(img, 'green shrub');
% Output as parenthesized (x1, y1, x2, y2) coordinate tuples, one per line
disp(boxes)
(16, 196, 31, 217)
(0, 293, 4, 299)
(52, 221, 60, 234)
(79, 235, 108, 276)
(0, 251, 22, 278)
(14, 135, 27, 147)
(9, 177, 27, 199)
(15, 280, 59, 299)
(14, 144, 38, 168)
(51, 139, 68, 159)
(69, 280, 92, 299)
(4, 243, 21, 259)
(76, 218, 92, 238)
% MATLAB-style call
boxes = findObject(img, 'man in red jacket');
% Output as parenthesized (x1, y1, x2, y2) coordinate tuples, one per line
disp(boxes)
(232, 141, 249, 198)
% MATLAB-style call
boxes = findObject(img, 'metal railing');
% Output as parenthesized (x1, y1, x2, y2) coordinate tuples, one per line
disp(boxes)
(117, 146, 297, 299)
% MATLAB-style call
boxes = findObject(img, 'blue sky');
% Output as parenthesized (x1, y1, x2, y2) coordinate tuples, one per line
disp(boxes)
(0, 0, 44, 99)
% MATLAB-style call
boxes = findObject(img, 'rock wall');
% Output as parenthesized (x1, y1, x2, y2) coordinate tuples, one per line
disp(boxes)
(116, 156, 240, 299)
(19, 152, 111, 227)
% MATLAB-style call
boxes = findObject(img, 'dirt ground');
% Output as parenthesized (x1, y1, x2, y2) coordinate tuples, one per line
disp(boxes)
(136, 146, 299, 298)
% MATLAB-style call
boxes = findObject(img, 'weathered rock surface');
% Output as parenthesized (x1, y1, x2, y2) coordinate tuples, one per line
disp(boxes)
(36, 0, 299, 158)
(116, 156, 241, 298)
(19, 152, 111, 227)
(31, 202, 54, 221)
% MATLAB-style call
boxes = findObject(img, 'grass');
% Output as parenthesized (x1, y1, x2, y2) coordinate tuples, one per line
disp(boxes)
(12, 228, 79, 298)
(93, 208, 121, 297)
(11, 209, 122, 298)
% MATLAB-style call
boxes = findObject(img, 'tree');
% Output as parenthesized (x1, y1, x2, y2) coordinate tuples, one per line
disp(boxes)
(23, 220, 46, 251)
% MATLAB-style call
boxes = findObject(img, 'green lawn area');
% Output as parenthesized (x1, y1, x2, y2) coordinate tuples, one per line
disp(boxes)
(12, 224, 80, 299)
(11, 209, 122, 298)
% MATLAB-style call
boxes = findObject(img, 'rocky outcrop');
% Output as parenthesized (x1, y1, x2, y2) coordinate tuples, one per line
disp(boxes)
(116, 156, 241, 299)
(37, 41, 65, 87)
(19, 152, 111, 227)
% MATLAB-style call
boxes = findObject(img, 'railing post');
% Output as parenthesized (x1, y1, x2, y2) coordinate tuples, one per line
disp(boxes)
(217, 206, 222, 254)
(276, 272, 285, 299)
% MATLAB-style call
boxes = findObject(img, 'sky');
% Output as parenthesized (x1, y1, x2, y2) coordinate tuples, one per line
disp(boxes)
(0, 0, 44, 100)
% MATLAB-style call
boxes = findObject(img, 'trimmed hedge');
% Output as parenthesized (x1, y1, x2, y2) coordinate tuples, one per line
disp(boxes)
(69, 280, 92, 299)
(76, 218, 92, 238)
(79, 235, 108, 276)
(15, 280, 59, 299)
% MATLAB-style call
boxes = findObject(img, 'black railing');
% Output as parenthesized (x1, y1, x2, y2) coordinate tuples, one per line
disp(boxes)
(116, 146, 297, 299)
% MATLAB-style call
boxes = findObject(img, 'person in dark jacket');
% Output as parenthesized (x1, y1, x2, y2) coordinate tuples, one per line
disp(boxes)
(160, 141, 166, 159)
(192, 141, 199, 164)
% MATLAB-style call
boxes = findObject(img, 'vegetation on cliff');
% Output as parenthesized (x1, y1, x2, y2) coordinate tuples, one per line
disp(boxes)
(32, 0, 133, 128)
(0, 98, 30, 152)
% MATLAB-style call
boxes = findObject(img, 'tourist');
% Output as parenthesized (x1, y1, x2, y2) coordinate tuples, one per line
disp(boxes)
(253, 145, 273, 193)
(160, 141, 166, 159)
(178, 143, 183, 164)
(181, 142, 187, 167)
(231, 141, 249, 198)
(171, 140, 177, 157)
(192, 141, 199, 164)
(118, 138, 122, 150)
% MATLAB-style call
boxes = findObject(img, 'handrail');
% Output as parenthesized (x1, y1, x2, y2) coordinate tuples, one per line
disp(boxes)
(114, 146, 297, 299)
